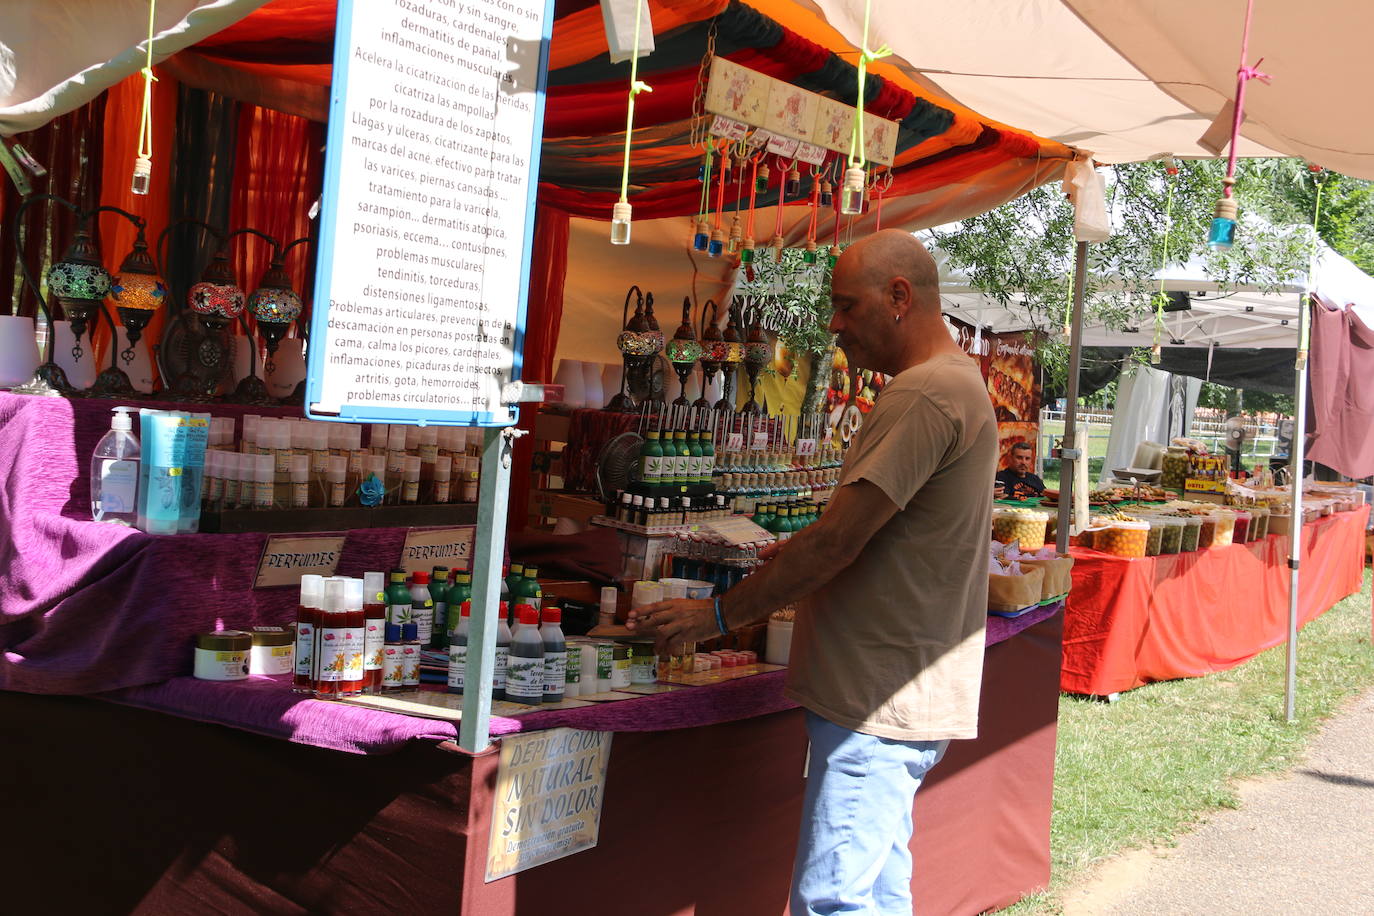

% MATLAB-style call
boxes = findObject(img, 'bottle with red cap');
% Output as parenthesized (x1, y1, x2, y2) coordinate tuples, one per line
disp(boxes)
(492, 601, 511, 701)
(409, 571, 434, 646)
(447, 600, 471, 695)
(540, 604, 567, 703)
(505, 604, 545, 706)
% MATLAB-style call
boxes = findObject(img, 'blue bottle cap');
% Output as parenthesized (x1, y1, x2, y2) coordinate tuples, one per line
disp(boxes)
(401, 623, 418, 641)
(385, 623, 401, 642)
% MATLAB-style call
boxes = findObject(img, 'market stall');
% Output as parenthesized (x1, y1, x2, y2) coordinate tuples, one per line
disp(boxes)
(0, 2, 1078, 913)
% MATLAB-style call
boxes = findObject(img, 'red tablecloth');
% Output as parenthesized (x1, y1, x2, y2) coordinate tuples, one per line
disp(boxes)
(1062, 508, 1368, 695)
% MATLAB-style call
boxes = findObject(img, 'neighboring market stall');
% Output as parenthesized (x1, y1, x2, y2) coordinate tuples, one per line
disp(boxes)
(0, 2, 1077, 913)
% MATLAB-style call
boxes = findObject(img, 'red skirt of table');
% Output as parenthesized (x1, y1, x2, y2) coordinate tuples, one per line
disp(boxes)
(1062, 508, 1368, 696)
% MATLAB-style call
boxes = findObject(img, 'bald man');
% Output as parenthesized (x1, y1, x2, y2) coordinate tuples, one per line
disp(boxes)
(629, 230, 997, 915)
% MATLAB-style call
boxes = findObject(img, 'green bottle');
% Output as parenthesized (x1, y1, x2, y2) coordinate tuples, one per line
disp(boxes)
(640, 430, 664, 495)
(517, 565, 543, 610)
(429, 565, 451, 650)
(506, 563, 524, 597)
(674, 431, 690, 491)
(700, 432, 716, 486)
(385, 569, 412, 627)
(448, 571, 472, 635)
(688, 432, 704, 486)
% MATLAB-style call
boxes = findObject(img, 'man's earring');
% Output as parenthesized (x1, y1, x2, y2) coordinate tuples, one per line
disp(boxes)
(895, 313, 902, 324)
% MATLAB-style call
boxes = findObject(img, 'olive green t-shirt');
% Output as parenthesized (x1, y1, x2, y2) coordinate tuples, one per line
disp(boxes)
(784, 353, 998, 741)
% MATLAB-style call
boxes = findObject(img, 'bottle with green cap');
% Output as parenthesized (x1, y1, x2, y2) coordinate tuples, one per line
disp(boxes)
(506, 563, 524, 598)
(448, 571, 472, 636)
(517, 565, 543, 611)
(687, 430, 704, 487)
(639, 430, 664, 496)
(385, 569, 412, 627)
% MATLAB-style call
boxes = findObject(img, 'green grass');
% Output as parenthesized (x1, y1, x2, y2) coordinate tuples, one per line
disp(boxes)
(1038, 420, 1111, 491)
(1001, 568, 1374, 915)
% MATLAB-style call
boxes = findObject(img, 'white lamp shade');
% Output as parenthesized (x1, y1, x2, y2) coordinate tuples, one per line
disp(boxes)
(580, 359, 605, 410)
(266, 337, 306, 399)
(231, 335, 254, 384)
(0, 315, 40, 388)
(553, 358, 586, 408)
(684, 366, 702, 402)
(702, 370, 721, 405)
(113, 326, 156, 394)
(52, 321, 96, 389)
(600, 362, 624, 403)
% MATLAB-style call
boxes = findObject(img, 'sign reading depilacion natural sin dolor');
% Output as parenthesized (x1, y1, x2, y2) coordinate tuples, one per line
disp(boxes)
(307, 0, 554, 427)
(485, 728, 612, 881)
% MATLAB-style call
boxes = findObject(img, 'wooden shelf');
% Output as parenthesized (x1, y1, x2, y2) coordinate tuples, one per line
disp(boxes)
(199, 503, 479, 534)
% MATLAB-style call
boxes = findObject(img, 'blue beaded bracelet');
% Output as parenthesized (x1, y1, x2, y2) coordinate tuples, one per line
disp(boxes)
(713, 596, 728, 634)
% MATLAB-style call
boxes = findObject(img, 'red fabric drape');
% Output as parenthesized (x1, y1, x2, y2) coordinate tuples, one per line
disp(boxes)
(1306, 296, 1374, 479)
(95, 70, 178, 379)
(508, 204, 570, 533)
(228, 104, 326, 341)
(1, 99, 107, 320)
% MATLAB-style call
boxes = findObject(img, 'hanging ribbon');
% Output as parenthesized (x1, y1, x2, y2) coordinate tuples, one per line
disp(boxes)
(1222, 0, 1270, 199)
(132, 0, 159, 193)
(848, 0, 892, 169)
(618, 0, 653, 205)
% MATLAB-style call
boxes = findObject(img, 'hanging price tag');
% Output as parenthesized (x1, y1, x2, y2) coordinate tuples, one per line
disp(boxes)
(725, 432, 745, 452)
(794, 141, 827, 167)
(765, 134, 800, 157)
(710, 115, 749, 141)
(795, 438, 817, 457)
(747, 128, 773, 149)
(750, 431, 770, 451)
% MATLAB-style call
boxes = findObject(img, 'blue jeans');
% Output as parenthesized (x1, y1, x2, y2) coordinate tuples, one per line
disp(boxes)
(790, 711, 949, 915)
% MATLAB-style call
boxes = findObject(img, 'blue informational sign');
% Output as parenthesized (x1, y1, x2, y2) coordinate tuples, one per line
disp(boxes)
(305, 0, 555, 427)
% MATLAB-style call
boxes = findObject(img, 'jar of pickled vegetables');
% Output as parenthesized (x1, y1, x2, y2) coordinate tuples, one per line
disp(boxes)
(1250, 505, 1269, 539)
(1179, 515, 1202, 551)
(1209, 510, 1237, 548)
(1196, 514, 1217, 549)
(1143, 517, 1166, 556)
(1231, 509, 1252, 544)
(1156, 516, 1185, 554)
(1161, 447, 1190, 491)
(1093, 520, 1150, 558)
(992, 508, 1050, 550)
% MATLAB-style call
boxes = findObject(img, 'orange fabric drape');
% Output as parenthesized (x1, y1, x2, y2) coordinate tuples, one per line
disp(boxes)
(228, 104, 325, 342)
(94, 68, 178, 381)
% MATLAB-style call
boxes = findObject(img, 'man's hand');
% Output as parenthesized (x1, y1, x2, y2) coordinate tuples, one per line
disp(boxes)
(993, 482, 1005, 499)
(625, 599, 719, 655)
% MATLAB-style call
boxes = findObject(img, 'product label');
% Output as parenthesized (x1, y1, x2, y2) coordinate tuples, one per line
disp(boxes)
(342, 626, 365, 682)
(206, 475, 223, 503)
(434, 480, 451, 503)
(292, 481, 309, 507)
(687, 455, 703, 481)
(251, 644, 294, 676)
(630, 656, 656, 684)
(419, 443, 438, 465)
(294, 621, 315, 676)
(506, 656, 544, 700)
(413, 600, 434, 644)
(493, 646, 509, 690)
(99, 459, 138, 513)
(388, 601, 414, 626)
(642, 455, 663, 481)
(543, 650, 567, 694)
(449, 643, 467, 689)
(565, 647, 581, 684)
(275, 450, 292, 475)
(382, 646, 404, 687)
(364, 620, 384, 670)
(316, 626, 348, 681)
(702, 455, 715, 478)
(194, 648, 249, 680)
(402, 644, 420, 685)
(223, 478, 241, 507)
(254, 479, 274, 508)
(595, 643, 614, 680)
(402, 479, 419, 502)
(310, 450, 329, 474)
(611, 654, 632, 688)
(330, 481, 346, 506)
(673, 453, 689, 481)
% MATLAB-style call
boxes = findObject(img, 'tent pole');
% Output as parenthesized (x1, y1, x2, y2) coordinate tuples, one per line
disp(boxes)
(1056, 241, 1089, 555)
(1284, 298, 1311, 724)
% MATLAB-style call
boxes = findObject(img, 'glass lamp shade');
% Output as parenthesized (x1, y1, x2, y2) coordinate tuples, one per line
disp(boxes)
(48, 260, 112, 301)
(189, 281, 247, 319)
(110, 271, 168, 311)
(744, 341, 771, 367)
(666, 337, 703, 364)
(617, 330, 662, 357)
(704, 339, 729, 363)
(248, 286, 303, 323)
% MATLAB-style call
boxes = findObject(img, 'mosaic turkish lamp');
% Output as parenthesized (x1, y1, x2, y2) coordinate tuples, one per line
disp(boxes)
(187, 250, 246, 330)
(715, 308, 744, 411)
(609, 286, 661, 411)
(46, 222, 112, 361)
(665, 297, 703, 406)
(248, 258, 303, 370)
(696, 300, 725, 411)
(741, 313, 771, 415)
(109, 229, 168, 363)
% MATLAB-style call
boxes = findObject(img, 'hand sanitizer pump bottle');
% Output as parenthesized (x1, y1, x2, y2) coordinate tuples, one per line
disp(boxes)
(91, 406, 140, 525)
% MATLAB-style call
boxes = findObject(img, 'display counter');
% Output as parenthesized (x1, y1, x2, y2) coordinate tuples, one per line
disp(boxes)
(1062, 508, 1368, 696)
(2, 605, 1062, 915)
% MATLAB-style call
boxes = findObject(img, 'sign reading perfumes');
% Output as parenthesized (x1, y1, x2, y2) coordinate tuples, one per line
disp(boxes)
(306, 0, 555, 427)
(398, 525, 475, 574)
(254, 535, 346, 588)
(485, 728, 613, 881)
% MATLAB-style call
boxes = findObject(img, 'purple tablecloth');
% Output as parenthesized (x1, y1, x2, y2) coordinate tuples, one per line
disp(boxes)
(98, 602, 1061, 755)
(0, 392, 406, 694)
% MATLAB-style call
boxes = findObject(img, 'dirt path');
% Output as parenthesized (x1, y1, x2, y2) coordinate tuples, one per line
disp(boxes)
(1059, 687, 1374, 916)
